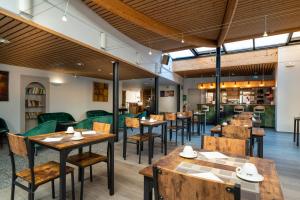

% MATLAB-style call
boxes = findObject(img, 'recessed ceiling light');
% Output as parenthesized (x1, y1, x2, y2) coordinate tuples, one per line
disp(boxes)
(109, 72, 113, 75)
(76, 62, 84, 67)
(0, 37, 10, 44)
(97, 69, 102, 72)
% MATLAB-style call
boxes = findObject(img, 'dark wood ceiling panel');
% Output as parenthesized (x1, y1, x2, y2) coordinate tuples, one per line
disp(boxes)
(176, 63, 276, 78)
(0, 9, 154, 80)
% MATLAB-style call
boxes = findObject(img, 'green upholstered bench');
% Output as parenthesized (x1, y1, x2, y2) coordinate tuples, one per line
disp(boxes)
(38, 112, 75, 124)
(86, 110, 112, 118)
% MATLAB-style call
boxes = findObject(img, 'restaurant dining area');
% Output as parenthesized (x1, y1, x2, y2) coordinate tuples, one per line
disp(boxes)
(1, 0, 300, 200)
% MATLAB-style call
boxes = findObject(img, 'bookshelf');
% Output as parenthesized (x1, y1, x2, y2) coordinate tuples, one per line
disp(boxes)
(25, 82, 46, 130)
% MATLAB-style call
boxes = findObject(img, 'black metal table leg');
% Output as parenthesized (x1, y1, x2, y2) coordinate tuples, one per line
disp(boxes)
(59, 149, 68, 200)
(297, 120, 299, 147)
(164, 123, 167, 155)
(257, 136, 264, 158)
(148, 126, 153, 164)
(197, 115, 201, 135)
(181, 119, 184, 145)
(203, 113, 206, 134)
(108, 138, 115, 195)
(294, 118, 296, 142)
(144, 176, 153, 200)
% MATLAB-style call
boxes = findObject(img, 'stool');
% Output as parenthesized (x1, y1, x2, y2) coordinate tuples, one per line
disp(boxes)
(294, 117, 300, 146)
(234, 105, 244, 114)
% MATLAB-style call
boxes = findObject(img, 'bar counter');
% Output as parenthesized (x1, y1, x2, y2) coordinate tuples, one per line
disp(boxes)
(197, 104, 275, 127)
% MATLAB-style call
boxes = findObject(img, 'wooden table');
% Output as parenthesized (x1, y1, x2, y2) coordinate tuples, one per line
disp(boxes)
(139, 147, 283, 200)
(176, 114, 192, 145)
(140, 120, 167, 164)
(210, 125, 265, 158)
(29, 132, 115, 200)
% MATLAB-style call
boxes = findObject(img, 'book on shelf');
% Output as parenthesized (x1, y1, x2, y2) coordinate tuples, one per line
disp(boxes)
(26, 87, 46, 95)
(25, 99, 44, 107)
(25, 112, 43, 120)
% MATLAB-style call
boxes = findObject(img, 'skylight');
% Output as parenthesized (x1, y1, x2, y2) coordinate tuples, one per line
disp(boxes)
(255, 33, 289, 48)
(291, 31, 300, 41)
(195, 47, 216, 54)
(169, 50, 194, 59)
(224, 39, 253, 52)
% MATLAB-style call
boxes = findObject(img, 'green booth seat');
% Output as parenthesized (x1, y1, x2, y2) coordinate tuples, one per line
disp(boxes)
(86, 110, 112, 118)
(23, 120, 57, 137)
(75, 118, 93, 130)
(22, 120, 57, 154)
(37, 112, 75, 124)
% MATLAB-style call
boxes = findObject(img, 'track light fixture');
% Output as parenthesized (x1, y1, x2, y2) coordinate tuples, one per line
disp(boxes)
(62, 0, 70, 22)
(263, 15, 268, 37)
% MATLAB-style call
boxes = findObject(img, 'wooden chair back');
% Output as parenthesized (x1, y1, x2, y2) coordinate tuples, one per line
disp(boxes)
(222, 125, 250, 140)
(201, 135, 247, 157)
(93, 122, 111, 133)
(186, 111, 193, 117)
(234, 105, 244, 113)
(254, 106, 265, 113)
(150, 114, 164, 121)
(230, 119, 252, 127)
(153, 166, 240, 200)
(164, 113, 176, 121)
(7, 133, 28, 157)
(125, 117, 140, 128)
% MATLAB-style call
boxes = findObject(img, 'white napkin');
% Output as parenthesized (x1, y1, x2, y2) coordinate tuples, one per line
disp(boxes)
(190, 172, 224, 183)
(200, 152, 229, 159)
(42, 137, 63, 142)
(82, 130, 96, 135)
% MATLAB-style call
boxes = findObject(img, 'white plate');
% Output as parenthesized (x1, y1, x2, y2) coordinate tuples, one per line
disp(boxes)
(70, 136, 84, 141)
(179, 151, 198, 159)
(236, 171, 264, 182)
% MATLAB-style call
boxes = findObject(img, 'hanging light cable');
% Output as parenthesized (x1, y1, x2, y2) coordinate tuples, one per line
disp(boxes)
(263, 15, 268, 37)
(62, 0, 70, 22)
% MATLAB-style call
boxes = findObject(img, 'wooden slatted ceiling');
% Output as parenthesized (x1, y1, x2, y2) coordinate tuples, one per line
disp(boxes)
(0, 9, 154, 80)
(83, 0, 300, 51)
(176, 63, 276, 78)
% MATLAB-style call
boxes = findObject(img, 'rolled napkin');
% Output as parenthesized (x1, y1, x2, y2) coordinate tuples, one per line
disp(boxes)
(82, 130, 97, 135)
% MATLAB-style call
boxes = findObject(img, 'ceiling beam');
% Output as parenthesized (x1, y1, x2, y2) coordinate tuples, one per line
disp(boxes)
(173, 48, 278, 72)
(217, 0, 239, 46)
(91, 0, 216, 47)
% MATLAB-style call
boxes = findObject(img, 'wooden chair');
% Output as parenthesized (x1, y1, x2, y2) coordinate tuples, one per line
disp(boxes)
(165, 113, 182, 143)
(234, 105, 244, 114)
(150, 114, 165, 152)
(177, 111, 192, 144)
(67, 122, 111, 200)
(221, 125, 251, 140)
(201, 135, 248, 157)
(123, 117, 150, 164)
(7, 133, 75, 200)
(153, 166, 241, 200)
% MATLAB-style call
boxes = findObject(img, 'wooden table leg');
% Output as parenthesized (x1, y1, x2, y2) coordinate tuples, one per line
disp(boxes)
(144, 176, 153, 200)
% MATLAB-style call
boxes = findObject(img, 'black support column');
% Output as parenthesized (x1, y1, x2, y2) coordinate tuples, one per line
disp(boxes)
(154, 76, 159, 114)
(177, 84, 181, 112)
(215, 47, 221, 124)
(113, 61, 119, 141)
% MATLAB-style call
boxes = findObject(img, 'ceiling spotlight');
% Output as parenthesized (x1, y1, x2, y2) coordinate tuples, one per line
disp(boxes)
(62, 0, 70, 22)
(263, 15, 268, 37)
(97, 69, 102, 72)
(181, 33, 185, 43)
(148, 49, 152, 55)
(73, 74, 77, 78)
(0, 37, 10, 44)
(62, 15, 67, 22)
(76, 62, 84, 67)
(259, 80, 265, 87)
(109, 72, 113, 75)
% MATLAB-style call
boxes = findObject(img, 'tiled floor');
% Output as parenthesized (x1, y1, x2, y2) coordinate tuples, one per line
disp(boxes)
(0, 126, 299, 199)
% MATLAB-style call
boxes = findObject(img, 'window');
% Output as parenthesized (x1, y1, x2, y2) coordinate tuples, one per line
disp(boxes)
(291, 31, 300, 41)
(224, 39, 253, 52)
(169, 50, 194, 59)
(195, 47, 216, 54)
(255, 34, 289, 48)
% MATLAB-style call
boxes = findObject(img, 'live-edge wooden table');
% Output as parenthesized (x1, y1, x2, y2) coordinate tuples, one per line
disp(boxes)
(139, 147, 283, 200)
(29, 132, 115, 200)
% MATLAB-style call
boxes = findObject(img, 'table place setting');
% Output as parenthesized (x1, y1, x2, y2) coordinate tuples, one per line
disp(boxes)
(42, 137, 64, 142)
(65, 126, 75, 134)
(81, 130, 97, 135)
(70, 131, 84, 141)
(179, 145, 198, 159)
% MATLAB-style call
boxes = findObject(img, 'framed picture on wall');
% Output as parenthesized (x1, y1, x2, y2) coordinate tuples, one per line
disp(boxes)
(160, 90, 174, 97)
(0, 71, 9, 101)
(93, 82, 108, 102)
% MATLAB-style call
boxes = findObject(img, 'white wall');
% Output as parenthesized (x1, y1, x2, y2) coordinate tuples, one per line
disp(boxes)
(276, 45, 300, 132)
(0, 64, 116, 133)
(0, 0, 182, 84)
(159, 85, 177, 113)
